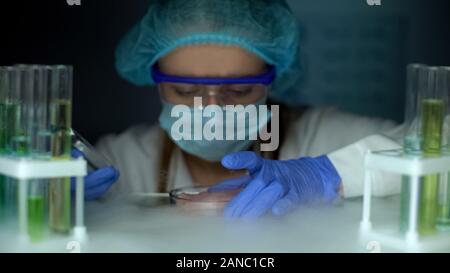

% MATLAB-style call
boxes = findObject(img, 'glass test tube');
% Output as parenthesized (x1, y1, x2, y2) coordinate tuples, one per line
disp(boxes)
(418, 67, 445, 235)
(400, 64, 426, 233)
(32, 66, 52, 159)
(48, 65, 73, 233)
(27, 66, 50, 241)
(404, 64, 427, 153)
(28, 180, 47, 242)
(11, 64, 34, 156)
(437, 67, 450, 230)
(0, 67, 9, 218)
(0, 67, 16, 154)
(0, 65, 37, 227)
(0, 67, 15, 219)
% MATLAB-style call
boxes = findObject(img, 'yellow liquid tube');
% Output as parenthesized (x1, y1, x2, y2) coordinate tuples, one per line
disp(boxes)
(419, 99, 443, 235)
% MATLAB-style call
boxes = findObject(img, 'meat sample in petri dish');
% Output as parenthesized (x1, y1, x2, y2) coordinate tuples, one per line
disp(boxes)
(169, 186, 241, 211)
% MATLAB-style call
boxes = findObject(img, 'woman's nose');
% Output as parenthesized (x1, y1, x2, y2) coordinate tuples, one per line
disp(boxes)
(204, 89, 222, 106)
(205, 95, 220, 106)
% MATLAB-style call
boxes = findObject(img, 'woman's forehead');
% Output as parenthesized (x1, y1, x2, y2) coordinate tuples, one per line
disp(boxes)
(158, 45, 267, 78)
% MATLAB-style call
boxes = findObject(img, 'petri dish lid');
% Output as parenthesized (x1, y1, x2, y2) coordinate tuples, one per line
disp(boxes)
(169, 186, 241, 210)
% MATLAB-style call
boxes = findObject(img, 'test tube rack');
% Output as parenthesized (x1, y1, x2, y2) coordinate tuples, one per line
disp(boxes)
(360, 149, 450, 252)
(0, 156, 88, 244)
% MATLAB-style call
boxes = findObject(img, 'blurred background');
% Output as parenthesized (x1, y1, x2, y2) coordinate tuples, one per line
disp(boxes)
(1, 0, 449, 143)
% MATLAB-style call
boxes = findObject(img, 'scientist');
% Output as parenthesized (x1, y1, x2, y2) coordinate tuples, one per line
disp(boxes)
(77, 0, 403, 219)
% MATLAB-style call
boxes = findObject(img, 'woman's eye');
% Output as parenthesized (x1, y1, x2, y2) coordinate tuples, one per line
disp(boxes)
(228, 89, 252, 96)
(174, 88, 197, 96)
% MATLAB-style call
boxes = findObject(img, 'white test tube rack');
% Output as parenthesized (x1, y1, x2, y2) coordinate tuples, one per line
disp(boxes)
(0, 156, 88, 244)
(360, 149, 450, 252)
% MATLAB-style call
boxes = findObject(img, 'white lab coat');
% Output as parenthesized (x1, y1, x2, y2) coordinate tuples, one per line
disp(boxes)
(96, 106, 404, 199)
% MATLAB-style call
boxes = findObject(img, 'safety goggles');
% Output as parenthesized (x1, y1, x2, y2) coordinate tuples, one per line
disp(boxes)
(151, 65, 276, 106)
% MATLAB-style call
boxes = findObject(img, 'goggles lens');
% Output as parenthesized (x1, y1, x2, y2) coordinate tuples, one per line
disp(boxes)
(159, 83, 268, 106)
(152, 65, 275, 106)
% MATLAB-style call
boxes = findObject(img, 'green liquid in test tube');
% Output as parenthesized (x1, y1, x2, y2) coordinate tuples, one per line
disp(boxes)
(0, 69, 20, 219)
(437, 177, 450, 229)
(437, 67, 450, 230)
(0, 102, 20, 154)
(27, 195, 46, 242)
(2, 67, 31, 220)
(419, 99, 443, 235)
(0, 101, 9, 218)
(27, 66, 51, 241)
(0, 103, 22, 217)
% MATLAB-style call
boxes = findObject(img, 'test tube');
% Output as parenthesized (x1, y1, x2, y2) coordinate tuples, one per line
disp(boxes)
(404, 64, 427, 153)
(418, 66, 446, 235)
(400, 64, 427, 233)
(0, 67, 15, 154)
(27, 180, 48, 242)
(437, 67, 450, 230)
(31, 66, 51, 159)
(11, 64, 34, 156)
(48, 65, 73, 233)
(0, 67, 15, 219)
(27, 66, 51, 241)
(71, 129, 113, 171)
(1, 66, 35, 221)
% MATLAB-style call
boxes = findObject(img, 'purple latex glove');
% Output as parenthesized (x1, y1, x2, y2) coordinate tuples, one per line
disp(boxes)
(209, 151, 341, 219)
(71, 148, 119, 201)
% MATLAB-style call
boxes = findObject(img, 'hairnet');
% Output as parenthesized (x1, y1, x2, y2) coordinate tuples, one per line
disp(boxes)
(115, 0, 301, 104)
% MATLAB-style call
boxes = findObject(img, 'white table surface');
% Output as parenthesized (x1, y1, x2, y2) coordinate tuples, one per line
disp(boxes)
(1, 194, 419, 253)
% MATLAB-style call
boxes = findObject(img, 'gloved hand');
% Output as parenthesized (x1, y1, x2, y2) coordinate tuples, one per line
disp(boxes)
(208, 151, 341, 219)
(71, 149, 120, 201)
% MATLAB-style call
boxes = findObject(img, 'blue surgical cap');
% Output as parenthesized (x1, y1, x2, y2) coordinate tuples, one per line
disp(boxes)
(115, 0, 301, 104)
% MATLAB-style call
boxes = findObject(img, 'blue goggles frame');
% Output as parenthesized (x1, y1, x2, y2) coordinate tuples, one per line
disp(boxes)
(151, 65, 276, 85)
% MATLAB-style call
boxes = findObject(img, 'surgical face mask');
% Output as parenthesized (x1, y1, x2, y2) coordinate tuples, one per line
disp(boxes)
(158, 99, 271, 162)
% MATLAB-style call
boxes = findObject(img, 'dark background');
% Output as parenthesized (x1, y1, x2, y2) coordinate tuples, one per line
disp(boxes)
(1, 0, 449, 144)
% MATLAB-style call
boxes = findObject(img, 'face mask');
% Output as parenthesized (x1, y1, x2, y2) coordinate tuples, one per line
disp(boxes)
(158, 101, 271, 162)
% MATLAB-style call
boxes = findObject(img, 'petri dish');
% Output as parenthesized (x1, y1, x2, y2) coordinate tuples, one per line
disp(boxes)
(169, 186, 241, 211)
(126, 192, 171, 208)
